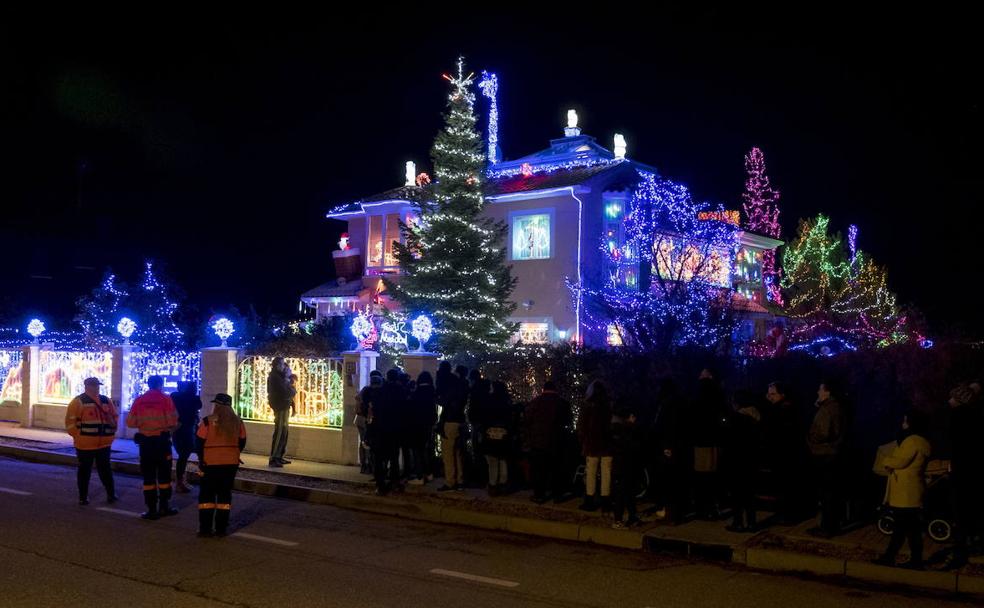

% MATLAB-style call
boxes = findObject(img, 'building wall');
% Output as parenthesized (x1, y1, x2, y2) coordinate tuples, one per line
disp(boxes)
(483, 192, 582, 342)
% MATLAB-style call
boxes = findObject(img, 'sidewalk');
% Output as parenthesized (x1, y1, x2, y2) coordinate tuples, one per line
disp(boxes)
(1, 423, 981, 597)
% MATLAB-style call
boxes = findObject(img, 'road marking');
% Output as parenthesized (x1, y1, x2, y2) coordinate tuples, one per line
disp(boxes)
(0, 488, 33, 496)
(0, 487, 32, 496)
(429, 569, 520, 588)
(231, 532, 299, 547)
(97, 507, 140, 517)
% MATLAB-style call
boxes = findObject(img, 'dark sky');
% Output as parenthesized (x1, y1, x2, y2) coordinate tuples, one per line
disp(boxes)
(2, 10, 980, 335)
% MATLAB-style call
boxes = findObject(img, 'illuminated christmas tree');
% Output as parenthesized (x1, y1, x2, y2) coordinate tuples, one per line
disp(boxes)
(741, 147, 783, 303)
(130, 261, 185, 350)
(781, 215, 911, 349)
(389, 58, 517, 356)
(577, 172, 739, 351)
(75, 271, 129, 349)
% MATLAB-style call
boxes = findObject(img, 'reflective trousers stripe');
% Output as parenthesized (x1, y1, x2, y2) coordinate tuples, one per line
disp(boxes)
(143, 484, 157, 490)
(157, 483, 171, 490)
(199, 503, 216, 509)
(215, 503, 231, 510)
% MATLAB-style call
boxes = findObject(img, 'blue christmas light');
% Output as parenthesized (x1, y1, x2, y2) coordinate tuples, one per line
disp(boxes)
(410, 314, 434, 351)
(487, 157, 623, 180)
(27, 319, 45, 342)
(211, 317, 234, 347)
(117, 317, 136, 343)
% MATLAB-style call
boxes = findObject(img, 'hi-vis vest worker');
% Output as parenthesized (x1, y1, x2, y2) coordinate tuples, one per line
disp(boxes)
(64, 377, 119, 505)
(65, 380, 119, 450)
(195, 393, 247, 538)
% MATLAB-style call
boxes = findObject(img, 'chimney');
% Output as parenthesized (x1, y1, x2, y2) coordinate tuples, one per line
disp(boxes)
(564, 109, 581, 137)
(613, 134, 627, 159)
(405, 161, 416, 186)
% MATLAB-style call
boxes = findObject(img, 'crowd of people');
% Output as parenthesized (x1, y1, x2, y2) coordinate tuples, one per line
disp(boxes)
(356, 364, 984, 567)
(61, 358, 984, 567)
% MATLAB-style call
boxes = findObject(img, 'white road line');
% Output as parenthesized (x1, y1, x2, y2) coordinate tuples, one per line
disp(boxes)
(429, 569, 520, 588)
(231, 532, 299, 547)
(0, 487, 32, 496)
(97, 507, 140, 517)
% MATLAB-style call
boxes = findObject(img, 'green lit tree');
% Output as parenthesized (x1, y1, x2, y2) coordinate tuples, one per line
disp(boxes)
(388, 58, 516, 356)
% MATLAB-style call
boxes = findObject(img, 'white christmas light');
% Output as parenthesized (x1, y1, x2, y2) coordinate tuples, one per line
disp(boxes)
(411, 315, 433, 351)
(351, 310, 374, 349)
(117, 317, 137, 343)
(614, 133, 627, 159)
(27, 319, 46, 342)
(211, 317, 234, 347)
(405, 161, 416, 186)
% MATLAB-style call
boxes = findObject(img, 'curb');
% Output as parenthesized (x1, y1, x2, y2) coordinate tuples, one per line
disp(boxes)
(745, 547, 983, 596)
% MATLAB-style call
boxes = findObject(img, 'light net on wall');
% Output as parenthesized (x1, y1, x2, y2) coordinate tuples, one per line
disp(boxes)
(39, 351, 113, 405)
(236, 356, 344, 428)
(127, 350, 202, 410)
(0, 350, 23, 403)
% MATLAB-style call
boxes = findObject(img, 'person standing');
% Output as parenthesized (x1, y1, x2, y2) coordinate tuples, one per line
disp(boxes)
(764, 381, 806, 523)
(171, 381, 202, 493)
(356, 370, 384, 474)
(371, 369, 407, 495)
(267, 357, 295, 468)
(64, 377, 118, 505)
(725, 390, 763, 533)
(650, 378, 689, 524)
(578, 380, 613, 512)
(611, 403, 643, 529)
(873, 410, 932, 569)
(806, 381, 848, 538)
(436, 363, 468, 491)
(689, 368, 728, 519)
(943, 384, 984, 569)
(196, 393, 247, 537)
(524, 381, 573, 503)
(479, 381, 514, 496)
(127, 375, 180, 519)
(405, 371, 437, 484)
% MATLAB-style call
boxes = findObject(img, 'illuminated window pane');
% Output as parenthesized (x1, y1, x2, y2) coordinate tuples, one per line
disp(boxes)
(368, 215, 384, 267)
(385, 213, 400, 266)
(512, 214, 551, 260)
(606, 324, 623, 347)
(517, 322, 549, 344)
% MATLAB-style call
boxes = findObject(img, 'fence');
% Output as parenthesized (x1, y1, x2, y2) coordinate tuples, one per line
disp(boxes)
(127, 350, 201, 409)
(236, 356, 344, 428)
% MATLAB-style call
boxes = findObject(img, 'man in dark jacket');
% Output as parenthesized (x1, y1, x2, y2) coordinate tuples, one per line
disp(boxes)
(267, 357, 295, 468)
(943, 383, 984, 569)
(650, 378, 690, 524)
(524, 381, 573, 503)
(689, 370, 728, 519)
(611, 403, 644, 528)
(370, 368, 407, 495)
(764, 381, 806, 523)
(356, 370, 384, 474)
(807, 381, 847, 537)
(171, 381, 202, 493)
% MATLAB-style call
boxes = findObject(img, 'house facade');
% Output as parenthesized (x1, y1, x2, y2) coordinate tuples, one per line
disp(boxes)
(302, 116, 783, 347)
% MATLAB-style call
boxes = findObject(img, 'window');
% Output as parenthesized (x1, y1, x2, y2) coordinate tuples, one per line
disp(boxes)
(512, 213, 551, 260)
(606, 324, 623, 347)
(517, 322, 549, 344)
(367, 213, 404, 268)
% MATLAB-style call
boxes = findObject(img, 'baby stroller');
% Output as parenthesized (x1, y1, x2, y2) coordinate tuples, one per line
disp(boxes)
(876, 458, 953, 543)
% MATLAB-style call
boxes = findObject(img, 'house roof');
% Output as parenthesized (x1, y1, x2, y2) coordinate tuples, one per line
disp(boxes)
(300, 278, 367, 300)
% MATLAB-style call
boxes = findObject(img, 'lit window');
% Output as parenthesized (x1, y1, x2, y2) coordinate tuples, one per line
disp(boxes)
(368, 216, 384, 266)
(606, 324, 623, 347)
(512, 214, 551, 260)
(518, 322, 549, 344)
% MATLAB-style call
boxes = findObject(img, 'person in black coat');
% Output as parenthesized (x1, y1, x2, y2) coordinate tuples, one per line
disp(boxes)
(611, 402, 644, 529)
(170, 381, 202, 493)
(725, 390, 763, 532)
(943, 383, 984, 569)
(405, 372, 437, 485)
(650, 378, 690, 524)
(370, 368, 407, 495)
(689, 369, 728, 519)
(478, 381, 514, 496)
(763, 381, 806, 523)
(436, 363, 468, 491)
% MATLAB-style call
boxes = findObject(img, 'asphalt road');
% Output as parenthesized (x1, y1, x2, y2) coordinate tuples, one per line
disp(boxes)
(0, 456, 973, 607)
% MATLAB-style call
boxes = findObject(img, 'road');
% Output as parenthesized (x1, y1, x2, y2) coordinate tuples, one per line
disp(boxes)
(0, 456, 972, 607)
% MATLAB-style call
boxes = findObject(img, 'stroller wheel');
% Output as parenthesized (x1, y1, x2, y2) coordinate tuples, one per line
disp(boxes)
(928, 519, 952, 542)
(877, 515, 895, 536)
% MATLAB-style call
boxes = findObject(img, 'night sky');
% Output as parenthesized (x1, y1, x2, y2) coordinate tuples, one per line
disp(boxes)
(2, 10, 980, 336)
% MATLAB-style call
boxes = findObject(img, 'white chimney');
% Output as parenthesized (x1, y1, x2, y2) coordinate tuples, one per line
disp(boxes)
(405, 161, 416, 186)
(613, 133, 627, 159)
(565, 109, 581, 137)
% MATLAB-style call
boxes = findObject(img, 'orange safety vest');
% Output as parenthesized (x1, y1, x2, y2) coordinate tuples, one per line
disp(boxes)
(196, 415, 247, 466)
(126, 389, 178, 436)
(65, 394, 118, 450)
